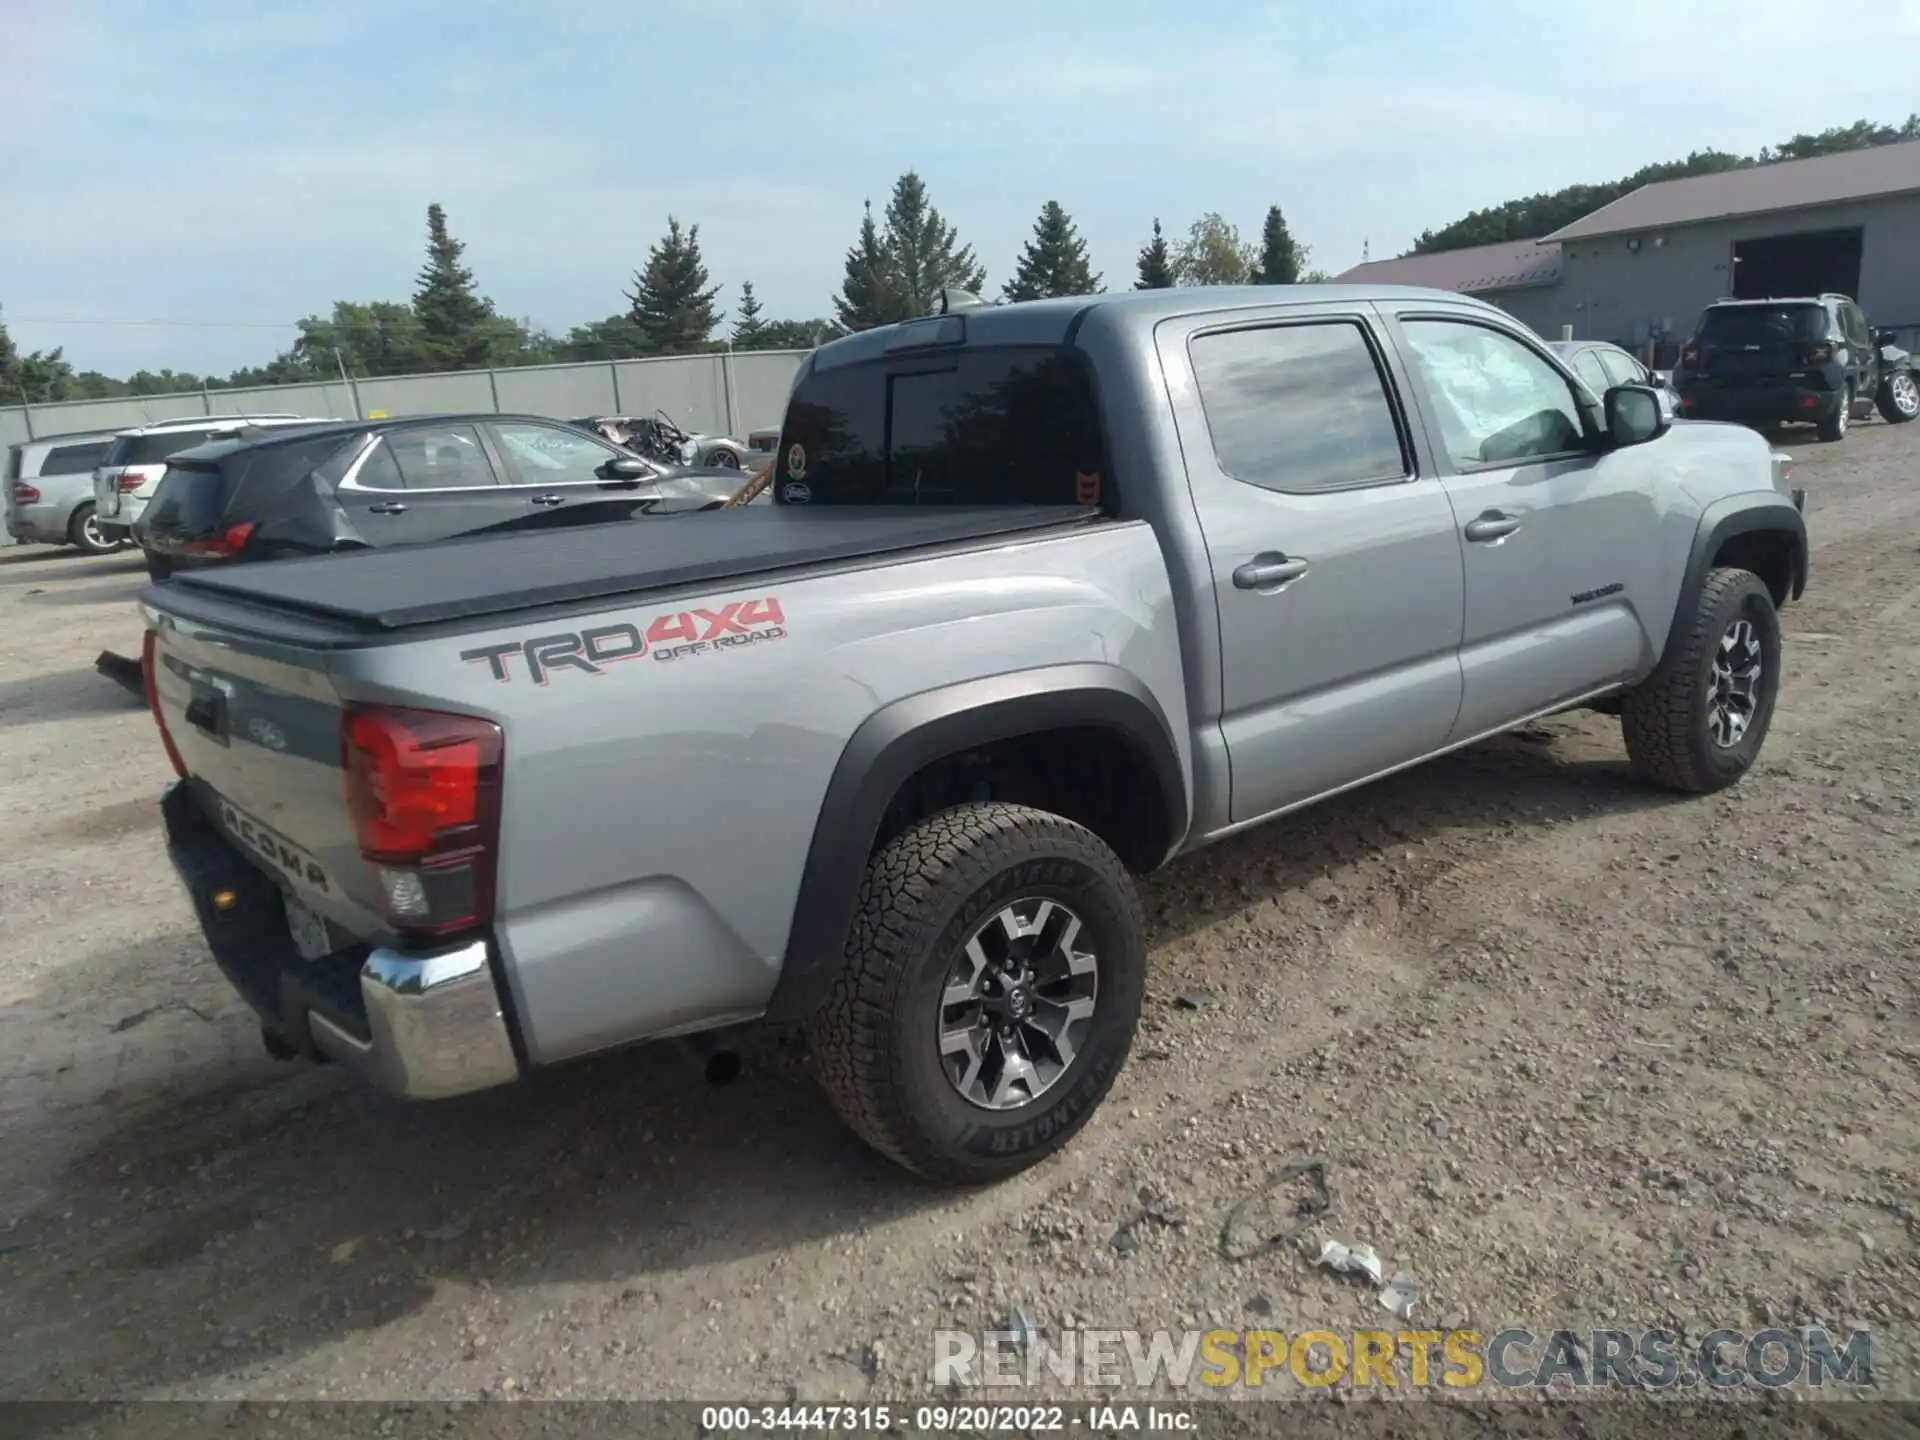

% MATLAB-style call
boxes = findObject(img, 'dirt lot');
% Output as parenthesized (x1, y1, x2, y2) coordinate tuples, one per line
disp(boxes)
(1, 424, 1915, 1410)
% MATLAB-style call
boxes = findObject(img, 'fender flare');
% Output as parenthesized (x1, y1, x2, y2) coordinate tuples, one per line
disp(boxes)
(763, 663, 1189, 1022)
(1661, 494, 1808, 669)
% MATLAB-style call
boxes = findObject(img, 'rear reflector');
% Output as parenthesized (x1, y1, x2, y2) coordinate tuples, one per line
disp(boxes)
(141, 630, 187, 778)
(11, 484, 41, 504)
(341, 704, 503, 943)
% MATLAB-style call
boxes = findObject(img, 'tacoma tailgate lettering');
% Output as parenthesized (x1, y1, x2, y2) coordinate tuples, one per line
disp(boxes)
(460, 596, 784, 683)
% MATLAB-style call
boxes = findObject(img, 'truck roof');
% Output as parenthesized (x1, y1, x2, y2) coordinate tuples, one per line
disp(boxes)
(807, 283, 1493, 370)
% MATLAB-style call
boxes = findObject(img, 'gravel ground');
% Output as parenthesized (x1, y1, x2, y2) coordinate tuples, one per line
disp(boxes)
(0, 422, 1915, 1416)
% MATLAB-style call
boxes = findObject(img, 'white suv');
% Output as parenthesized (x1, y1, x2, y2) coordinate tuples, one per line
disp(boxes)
(93, 415, 328, 542)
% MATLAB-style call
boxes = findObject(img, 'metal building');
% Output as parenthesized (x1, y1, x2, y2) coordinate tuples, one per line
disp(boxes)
(1332, 238, 1565, 336)
(1339, 138, 1920, 361)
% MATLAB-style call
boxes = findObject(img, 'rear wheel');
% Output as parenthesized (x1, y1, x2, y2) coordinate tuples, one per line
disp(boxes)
(1879, 370, 1919, 424)
(808, 802, 1145, 1184)
(710, 447, 741, 470)
(1816, 382, 1852, 442)
(67, 502, 120, 556)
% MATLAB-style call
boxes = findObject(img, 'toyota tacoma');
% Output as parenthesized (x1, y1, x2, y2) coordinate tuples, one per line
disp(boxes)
(138, 285, 1808, 1182)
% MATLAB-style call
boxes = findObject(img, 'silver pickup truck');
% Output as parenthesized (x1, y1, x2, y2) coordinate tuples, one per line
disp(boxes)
(139, 285, 1808, 1183)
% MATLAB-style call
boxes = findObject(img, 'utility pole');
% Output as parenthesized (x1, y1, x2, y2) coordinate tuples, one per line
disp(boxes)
(334, 348, 363, 420)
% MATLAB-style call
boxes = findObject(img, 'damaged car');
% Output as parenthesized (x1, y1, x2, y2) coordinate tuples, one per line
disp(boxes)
(133, 413, 756, 580)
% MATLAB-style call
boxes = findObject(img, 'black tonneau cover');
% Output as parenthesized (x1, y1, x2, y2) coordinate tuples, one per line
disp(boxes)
(167, 505, 1102, 631)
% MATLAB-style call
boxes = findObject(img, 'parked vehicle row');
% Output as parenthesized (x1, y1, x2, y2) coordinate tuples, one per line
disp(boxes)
(140, 282, 1808, 1184)
(5, 428, 122, 553)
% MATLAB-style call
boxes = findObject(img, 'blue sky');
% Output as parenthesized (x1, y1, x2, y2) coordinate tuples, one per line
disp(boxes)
(5, 0, 1916, 376)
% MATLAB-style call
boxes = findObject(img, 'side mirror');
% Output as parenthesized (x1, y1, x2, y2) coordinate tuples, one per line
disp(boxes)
(1605, 384, 1670, 448)
(600, 456, 651, 480)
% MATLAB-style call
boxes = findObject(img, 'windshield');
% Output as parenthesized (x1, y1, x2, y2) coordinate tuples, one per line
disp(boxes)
(1697, 305, 1827, 346)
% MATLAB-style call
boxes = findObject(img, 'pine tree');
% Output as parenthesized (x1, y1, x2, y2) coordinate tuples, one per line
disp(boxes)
(878, 171, 986, 319)
(1134, 219, 1176, 290)
(411, 203, 498, 371)
(1250, 205, 1304, 285)
(834, 201, 895, 331)
(731, 280, 768, 347)
(1002, 201, 1101, 302)
(625, 217, 723, 355)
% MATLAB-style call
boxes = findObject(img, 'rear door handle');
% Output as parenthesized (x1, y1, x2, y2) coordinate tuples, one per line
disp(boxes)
(366, 501, 408, 515)
(1464, 513, 1521, 543)
(530, 493, 566, 507)
(1233, 553, 1310, 590)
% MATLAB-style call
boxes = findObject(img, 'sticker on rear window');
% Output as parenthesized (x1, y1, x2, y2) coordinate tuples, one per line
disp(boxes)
(786, 443, 807, 479)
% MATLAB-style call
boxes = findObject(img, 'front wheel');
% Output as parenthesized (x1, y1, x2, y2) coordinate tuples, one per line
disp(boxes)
(1621, 567, 1781, 794)
(709, 447, 741, 470)
(808, 803, 1145, 1184)
(1878, 370, 1919, 424)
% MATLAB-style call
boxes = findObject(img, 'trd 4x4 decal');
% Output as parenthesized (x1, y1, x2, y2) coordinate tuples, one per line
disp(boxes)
(461, 597, 785, 684)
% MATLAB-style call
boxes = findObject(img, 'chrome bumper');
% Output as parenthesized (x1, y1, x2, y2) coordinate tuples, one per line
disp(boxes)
(308, 941, 522, 1100)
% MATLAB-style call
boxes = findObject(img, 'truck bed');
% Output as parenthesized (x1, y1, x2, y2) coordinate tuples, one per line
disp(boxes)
(165, 504, 1103, 632)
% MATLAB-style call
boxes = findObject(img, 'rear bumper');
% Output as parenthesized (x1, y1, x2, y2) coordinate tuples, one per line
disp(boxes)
(160, 779, 521, 1100)
(6, 500, 75, 544)
(1677, 383, 1840, 423)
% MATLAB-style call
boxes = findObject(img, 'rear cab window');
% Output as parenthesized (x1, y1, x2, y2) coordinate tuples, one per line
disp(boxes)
(774, 345, 1112, 509)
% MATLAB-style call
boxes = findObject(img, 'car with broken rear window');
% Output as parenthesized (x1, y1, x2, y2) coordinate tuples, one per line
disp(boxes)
(136, 284, 1808, 1184)
(133, 412, 757, 580)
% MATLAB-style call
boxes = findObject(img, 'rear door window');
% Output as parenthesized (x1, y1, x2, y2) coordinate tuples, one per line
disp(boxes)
(373, 424, 499, 490)
(1189, 321, 1410, 493)
(776, 346, 1109, 507)
(36, 441, 111, 477)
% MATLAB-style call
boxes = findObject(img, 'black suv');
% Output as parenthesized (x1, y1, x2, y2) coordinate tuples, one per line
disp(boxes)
(1673, 294, 1917, 441)
(133, 413, 753, 580)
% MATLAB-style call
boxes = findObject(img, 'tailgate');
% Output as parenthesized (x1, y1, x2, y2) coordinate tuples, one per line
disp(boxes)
(147, 616, 388, 938)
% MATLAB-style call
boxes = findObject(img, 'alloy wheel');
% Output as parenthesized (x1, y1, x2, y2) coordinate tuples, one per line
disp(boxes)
(938, 898, 1099, 1111)
(1706, 618, 1764, 748)
(1890, 372, 1920, 419)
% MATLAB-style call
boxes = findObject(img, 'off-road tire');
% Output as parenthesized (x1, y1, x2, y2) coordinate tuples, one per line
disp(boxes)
(1877, 369, 1919, 424)
(66, 502, 119, 556)
(1816, 382, 1852, 442)
(1622, 567, 1781, 794)
(808, 802, 1145, 1184)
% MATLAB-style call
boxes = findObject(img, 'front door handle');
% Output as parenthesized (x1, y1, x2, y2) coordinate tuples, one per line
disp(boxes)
(530, 493, 566, 507)
(1233, 553, 1310, 590)
(366, 501, 408, 515)
(1464, 512, 1521, 543)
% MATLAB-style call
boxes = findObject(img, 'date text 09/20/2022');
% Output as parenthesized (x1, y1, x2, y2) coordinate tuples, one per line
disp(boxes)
(701, 1405, 1195, 1432)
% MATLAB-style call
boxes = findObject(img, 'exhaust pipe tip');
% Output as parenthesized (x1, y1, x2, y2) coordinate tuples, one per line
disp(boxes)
(704, 1050, 742, 1087)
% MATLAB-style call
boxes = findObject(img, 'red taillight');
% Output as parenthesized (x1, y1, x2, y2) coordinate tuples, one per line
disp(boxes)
(1682, 343, 1700, 365)
(184, 521, 257, 558)
(1803, 342, 1834, 365)
(11, 483, 41, 504)
(141, 630, 187, 778)
(116, 472, 145, 492)
(341, 704, 503, 942)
